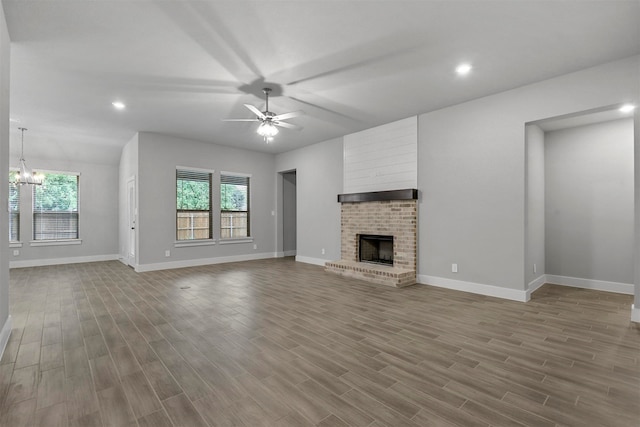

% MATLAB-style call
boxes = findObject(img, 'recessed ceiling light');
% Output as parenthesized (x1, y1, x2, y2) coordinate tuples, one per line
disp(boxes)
(619, 104, 636, 113)
(112, 101, 126, 110)
(456, 63, 472, 76)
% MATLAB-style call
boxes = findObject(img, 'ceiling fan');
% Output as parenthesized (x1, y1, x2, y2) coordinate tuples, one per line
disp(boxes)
(223, 88, 303, 143)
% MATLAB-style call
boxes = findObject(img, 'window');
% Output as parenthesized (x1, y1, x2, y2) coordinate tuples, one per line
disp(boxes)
(33, 172, 79, 240)
(176, 169, 212, 240)
(9, 177, 19, 242)
(220, 173, 250, 239)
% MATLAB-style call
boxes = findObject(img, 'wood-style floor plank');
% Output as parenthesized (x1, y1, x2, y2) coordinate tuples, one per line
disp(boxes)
(2, 258, 638, 426)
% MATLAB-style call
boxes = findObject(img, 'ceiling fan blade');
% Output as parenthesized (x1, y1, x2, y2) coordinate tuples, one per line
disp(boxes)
(244, 104, 266, 119)
(274, 121, 302, 130)
(222, 118, 260, 122)
(271, 110, 304, 121)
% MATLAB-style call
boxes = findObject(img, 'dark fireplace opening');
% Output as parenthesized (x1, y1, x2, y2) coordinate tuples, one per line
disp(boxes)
(359, 234, 394, 266)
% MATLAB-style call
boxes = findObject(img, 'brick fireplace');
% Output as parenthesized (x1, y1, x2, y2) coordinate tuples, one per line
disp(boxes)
(325, 189, 417, 287)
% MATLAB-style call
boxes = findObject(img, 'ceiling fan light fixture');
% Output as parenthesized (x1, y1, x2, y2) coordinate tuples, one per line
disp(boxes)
(257, 121, 279, 138)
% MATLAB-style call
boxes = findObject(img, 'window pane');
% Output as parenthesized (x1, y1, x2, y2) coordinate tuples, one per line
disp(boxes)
(33, 173, 79, 240)
(176, 169, 211, 240)
(177, 211, 211, 240)
(220, 183, 247, 211)
(9, 179, 19, 242)
(220, 174, 249, 238)
(221, 212, 247, 238)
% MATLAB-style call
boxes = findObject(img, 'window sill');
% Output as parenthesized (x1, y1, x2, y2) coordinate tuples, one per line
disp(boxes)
(9, 242, 23, 248)
(219, 238, 253, 245)
(30, 239, 82, 247)
(174, 240, 216, 248)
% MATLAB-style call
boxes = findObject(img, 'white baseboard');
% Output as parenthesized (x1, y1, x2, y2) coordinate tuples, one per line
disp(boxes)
(526, 275, 547, 300)
(631, 304, 640, 323)
(10, 254, 119, 269)
(0, 315, 12, 363)
(295, 256, 328, 267)
(417, 274, 528, 302)
(545, 275, 634, 295)
(135, 252, 279, 272)
(283, 250, 297, 257)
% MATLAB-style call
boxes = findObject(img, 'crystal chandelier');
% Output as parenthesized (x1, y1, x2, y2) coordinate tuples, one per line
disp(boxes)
(12, 128, 43, 186)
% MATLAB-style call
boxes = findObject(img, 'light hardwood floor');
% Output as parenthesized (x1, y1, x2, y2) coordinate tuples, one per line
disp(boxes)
(1, 258, 638, 426)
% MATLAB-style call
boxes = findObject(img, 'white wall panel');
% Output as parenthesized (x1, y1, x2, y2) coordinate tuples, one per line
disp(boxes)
(344, 116, 417, 193)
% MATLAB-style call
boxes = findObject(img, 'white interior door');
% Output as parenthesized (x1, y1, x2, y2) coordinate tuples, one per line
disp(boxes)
(127, 177, 136, 266)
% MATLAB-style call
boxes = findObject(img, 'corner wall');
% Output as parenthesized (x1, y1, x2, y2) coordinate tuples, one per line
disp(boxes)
(525, 124, 546, 292)
(136, 132, 277, 270)
(634, 109, 640, 322)
(0, 2, 11, 357)
(8, 156, 119, 268)
(276, 137, 343, 265)
(545, 119, 634, 286)
(417, 55, 639, 300)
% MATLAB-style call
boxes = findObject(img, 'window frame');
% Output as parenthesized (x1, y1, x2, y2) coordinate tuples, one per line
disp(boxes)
(31, 170, 81, 243)
(220, 171, 251, 241)
(176, 167, 214, 242)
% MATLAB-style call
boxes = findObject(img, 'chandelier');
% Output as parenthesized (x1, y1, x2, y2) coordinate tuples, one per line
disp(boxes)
(12, 127, 43, 186)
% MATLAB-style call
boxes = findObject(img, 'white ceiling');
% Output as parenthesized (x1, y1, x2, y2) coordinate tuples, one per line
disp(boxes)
(4, 0, 640, 162)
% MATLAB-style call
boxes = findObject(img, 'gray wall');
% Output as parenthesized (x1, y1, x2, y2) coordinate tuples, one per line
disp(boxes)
(1, 3, 10, 337)
(276, 138, 343, 264)
(545, 119, 634, 284)
(9, 156, 119, 265)
(418, 56, 639, 292)
(525, 124, 545, 287)
(282, 171, 297, 255)
(635, 111, 640, 311)
(137, 132, 277, 267)
(118, 134, 138, 263)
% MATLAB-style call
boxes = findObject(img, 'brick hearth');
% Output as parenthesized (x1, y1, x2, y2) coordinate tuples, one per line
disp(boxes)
(326, 195, 417, 287)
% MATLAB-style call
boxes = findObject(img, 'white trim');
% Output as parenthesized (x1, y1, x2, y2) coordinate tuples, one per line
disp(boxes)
(30, 239, 82, 247)
(218, 238, 253, 245)
(174, 239, 216, 248)
(545, 275, 634, 295)
(118, 257, 138, 270)
(283, 250, 297, 257)
(526, 274, 547, 300)
(0, 315, 12, 364)
(631, 304, 640, 323)
(31, 169, 81, 176)
(10, 254, 118, 269)
(220, 171, 252, 178)
(295, 256, 328, 267)
(176, 165, 215, 174)
(417, 274, 528, 302)
(9, 242, 22, 248)
(135, 252, 278, 272)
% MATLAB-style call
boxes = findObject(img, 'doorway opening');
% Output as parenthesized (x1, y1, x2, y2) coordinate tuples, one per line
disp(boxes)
(282, 170, 297, 257)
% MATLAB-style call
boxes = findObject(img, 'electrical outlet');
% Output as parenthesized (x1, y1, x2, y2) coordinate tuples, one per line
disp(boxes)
(13, 250, 19, 256)
(165, 250, 170, 257)
(452, 263, 458, 273)
(321, 248, 325, 255)
(533, 264, 537, 274)
(253, 244, 257, 250)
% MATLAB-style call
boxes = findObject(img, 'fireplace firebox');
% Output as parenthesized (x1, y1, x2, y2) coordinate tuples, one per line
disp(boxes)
(359, 234, 393, 265)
